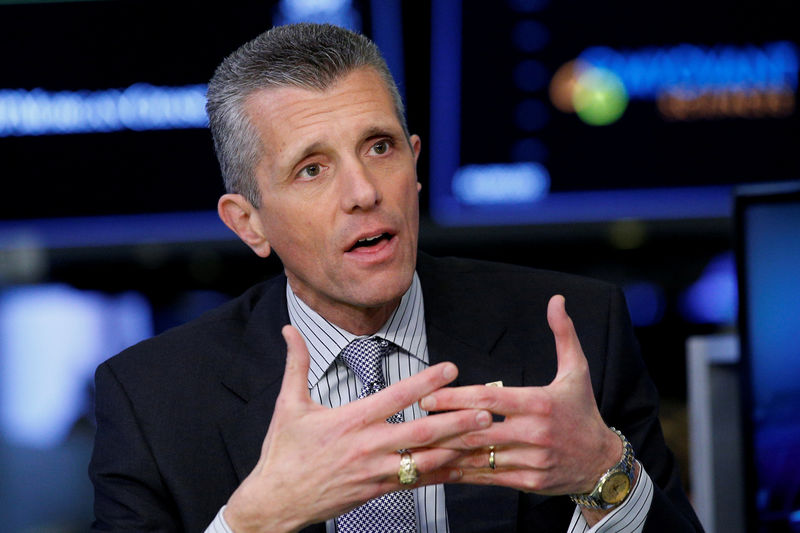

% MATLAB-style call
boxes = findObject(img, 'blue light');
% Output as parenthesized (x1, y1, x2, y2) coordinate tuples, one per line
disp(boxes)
(279, 0, 350, 16)
(432, 185, 734, 226)
(623, 282, 665, 327)
(274, 0, 361, 30)
(451, 162, 550, 205)
(579, 41, 799, 99)
(0, 211, 232, 249)
(429, 0, 463, 217)
(680, 252, 738, 325)
(0, 83, 208, 137)
(0, 285, 153, 448)
(370, 0, 405, 102)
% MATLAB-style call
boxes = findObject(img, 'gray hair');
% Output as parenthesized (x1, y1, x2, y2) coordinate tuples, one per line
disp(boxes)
(206, 23, 408, 208)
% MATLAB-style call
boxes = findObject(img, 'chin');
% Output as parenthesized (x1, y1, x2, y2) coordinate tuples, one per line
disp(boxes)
(353, 268, 415, 308)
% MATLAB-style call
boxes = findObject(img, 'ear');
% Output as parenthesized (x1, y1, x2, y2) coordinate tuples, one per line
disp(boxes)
(410, 134, 422, 193)
(217, 193, 272, 258)
(410, 134, 421, 165)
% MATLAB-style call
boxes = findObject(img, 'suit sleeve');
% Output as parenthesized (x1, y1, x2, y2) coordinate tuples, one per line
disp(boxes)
(89, 361, 181, 531)
(598, 287, 704, 532)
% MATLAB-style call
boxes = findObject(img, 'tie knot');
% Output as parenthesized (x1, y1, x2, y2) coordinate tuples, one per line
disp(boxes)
(340, 336, 389, 393)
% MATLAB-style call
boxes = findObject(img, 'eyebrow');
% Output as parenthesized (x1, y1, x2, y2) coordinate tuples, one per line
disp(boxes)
(290, 141, 326, 170)
(361, 125, 400, 141)
(286, 124, 403, 170)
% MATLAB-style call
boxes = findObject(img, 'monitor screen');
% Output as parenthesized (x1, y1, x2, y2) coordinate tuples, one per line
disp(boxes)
(735, 183, 800, 532)
(0, 0, 376, 248)
(5, 0, 798, 237)
(429, 0, 799, 225)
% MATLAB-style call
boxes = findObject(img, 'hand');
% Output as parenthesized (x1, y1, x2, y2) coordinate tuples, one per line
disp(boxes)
(419, 295, 622, 496)
(224, 325, 493, 533)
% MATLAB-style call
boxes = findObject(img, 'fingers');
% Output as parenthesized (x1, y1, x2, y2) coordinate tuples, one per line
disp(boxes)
(455, 468, 557, 494)
(397, 448, 465, 485)
(427, 417, 556, 451)
(419, 295, 589, 418)
(420, 384, 550, 417)
(444, 445, 554, 471)
(350, 361, 460, 423)
(278, 325, 313, 403)
(546, 295, 585, 379)
(367, 447, 465, 496)
(437, 445, 566, 495)
(377, 407, 493, 452)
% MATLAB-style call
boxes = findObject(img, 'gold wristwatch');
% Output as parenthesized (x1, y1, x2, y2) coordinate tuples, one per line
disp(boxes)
(569, 427, 635, 510)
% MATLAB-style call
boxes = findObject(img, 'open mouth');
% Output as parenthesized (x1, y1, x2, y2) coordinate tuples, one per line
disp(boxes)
(348, 232, 393, 252)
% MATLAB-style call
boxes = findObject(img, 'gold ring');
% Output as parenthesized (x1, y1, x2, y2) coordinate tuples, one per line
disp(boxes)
(398, 451, 419, 484)
(489, 446, 496, 470)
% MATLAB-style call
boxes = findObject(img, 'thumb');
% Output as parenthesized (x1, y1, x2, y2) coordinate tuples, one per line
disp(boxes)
(278, 324, 312, 403)
(257, 325, 312, 462)
(546, 295, 586, 380)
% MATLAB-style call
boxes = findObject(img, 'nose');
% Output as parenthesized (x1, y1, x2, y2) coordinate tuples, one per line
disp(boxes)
(339, 157, 381, 212)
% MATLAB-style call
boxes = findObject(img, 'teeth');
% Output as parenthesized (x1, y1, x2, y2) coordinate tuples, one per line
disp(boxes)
(358, 234, 382, 243)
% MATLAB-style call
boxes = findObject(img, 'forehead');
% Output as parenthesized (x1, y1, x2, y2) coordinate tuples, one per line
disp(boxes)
(244, 68, 402, 158)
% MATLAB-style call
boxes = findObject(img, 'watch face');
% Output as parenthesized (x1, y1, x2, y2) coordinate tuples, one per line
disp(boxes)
(600, 472, 631, 504)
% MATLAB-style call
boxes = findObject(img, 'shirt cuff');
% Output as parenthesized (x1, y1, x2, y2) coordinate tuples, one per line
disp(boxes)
(205, 505, 235, 533)
(567, 461, 654, 533)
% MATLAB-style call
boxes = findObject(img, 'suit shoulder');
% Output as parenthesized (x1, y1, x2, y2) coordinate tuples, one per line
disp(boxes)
(99, 276, 284, 381)
(419, 254, 618, 299)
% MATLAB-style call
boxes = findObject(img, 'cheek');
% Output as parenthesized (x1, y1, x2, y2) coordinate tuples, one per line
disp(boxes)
(404, 183, 421, 216)
(261, 208, 310, 256)
(390, 174, 419, 205)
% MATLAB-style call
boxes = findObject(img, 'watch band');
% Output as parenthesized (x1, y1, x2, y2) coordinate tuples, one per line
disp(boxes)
(569, 427, 635, 510)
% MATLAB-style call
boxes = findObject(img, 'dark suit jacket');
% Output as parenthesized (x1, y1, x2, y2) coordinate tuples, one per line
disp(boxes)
(89, 254, 703, 532)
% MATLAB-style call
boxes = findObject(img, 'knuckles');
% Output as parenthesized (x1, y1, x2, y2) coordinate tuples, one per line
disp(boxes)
(385, 385, 413, 409)
(459, 431, 486, 449)
(539, 391, 555, 415)
(470, 388, 501, 411)
(519, 471, 550, 493)
(407, 421, 435, 445)
(535, 448, 557, 470)
(339, 411, 371, 433)
(529, 423, 555, 448)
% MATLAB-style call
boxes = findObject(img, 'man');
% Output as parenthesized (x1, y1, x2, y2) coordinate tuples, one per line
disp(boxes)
(89, 23, 703, 532)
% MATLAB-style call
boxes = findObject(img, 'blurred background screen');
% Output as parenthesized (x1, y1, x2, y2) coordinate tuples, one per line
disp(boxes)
(737, 186, 800, 533)
(428, 0, 799, 224)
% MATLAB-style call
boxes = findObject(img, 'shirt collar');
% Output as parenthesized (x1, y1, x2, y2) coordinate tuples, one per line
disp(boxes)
(286, 273, 427, 389)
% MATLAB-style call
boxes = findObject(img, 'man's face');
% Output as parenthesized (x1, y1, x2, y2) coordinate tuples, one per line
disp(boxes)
(245, 68, 421, 331)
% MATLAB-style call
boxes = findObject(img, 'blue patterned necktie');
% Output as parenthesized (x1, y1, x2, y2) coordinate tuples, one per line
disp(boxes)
(336, 337, 416, 533)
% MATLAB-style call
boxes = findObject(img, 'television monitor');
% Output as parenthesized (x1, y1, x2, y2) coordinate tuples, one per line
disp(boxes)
(3, 0, 798, 244)
(735, 183, 800, 533)
(428, 0, 799, 225)
(0, 0, 385, 249)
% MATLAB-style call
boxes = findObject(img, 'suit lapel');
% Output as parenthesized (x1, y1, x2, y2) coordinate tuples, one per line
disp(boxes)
(212, 278, 345, 533)
(218, 276, 291, 482)
(419, 255, 523, 531)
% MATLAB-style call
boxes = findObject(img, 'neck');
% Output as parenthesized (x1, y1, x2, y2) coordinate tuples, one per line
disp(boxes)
(324, 301, 400, 336)
(288, 285, 402, 336)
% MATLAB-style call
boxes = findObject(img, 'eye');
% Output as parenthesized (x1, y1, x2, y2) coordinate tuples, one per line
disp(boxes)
(370, 139, 391, 155)
(298, 163, 322, 179)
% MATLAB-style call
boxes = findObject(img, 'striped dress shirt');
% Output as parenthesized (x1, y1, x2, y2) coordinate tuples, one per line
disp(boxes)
(287, 273, 449, 533)
(207, 272, 653, 532)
